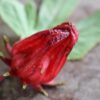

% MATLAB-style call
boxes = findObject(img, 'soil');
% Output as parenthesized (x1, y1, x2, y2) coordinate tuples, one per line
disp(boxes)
(0, 0, 100, 100)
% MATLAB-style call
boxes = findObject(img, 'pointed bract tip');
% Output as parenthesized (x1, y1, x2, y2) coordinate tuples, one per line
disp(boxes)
(22, 84, 27, 90)
(3, 35, 9, 44)
(0, 52, 4, 57)
(3, 72, 10, 77)
(40, 87, 48, 96)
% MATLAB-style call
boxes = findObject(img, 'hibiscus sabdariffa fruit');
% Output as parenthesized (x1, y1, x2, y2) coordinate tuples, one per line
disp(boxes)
(0, 22, 78, 96)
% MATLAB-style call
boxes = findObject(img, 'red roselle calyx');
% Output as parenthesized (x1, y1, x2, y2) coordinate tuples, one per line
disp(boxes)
(0, 22, 78, 96)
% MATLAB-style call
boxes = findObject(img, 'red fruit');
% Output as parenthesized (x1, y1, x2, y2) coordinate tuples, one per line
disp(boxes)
(0, 22, 78, 96)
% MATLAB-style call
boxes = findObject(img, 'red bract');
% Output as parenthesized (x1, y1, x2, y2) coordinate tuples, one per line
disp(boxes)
(0, 22, 78, 96)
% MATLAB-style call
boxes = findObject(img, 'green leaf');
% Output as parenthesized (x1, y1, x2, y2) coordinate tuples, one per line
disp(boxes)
(24, 1, 37, 37)
(37, 0, 79, 29)
(69, 12, 100, 60)
(0, 0, 79, 38)
(0, 0, 36, 38)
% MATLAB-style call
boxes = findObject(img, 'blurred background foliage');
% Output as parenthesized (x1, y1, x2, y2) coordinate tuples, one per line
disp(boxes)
(0, 0, 100, 60)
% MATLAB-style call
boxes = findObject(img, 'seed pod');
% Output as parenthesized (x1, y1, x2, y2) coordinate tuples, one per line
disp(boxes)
(0, 22, 78, 95)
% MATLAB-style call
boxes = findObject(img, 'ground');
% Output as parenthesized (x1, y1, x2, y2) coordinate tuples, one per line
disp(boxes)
(0, 0, 100, 100)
